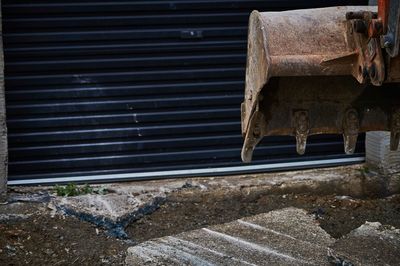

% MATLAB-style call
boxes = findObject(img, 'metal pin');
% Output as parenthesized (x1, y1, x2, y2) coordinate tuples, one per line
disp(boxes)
(343, 109, 359, 154)
(293, 111, 310, 155)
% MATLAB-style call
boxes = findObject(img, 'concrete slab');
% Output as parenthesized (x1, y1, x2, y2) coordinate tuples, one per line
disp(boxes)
(50, 188, 166, 238)
(9, 164, 398, 239)
(330, 221, 400, 266)
(54, 192, 165, 224)
(44, 164, 399, 236)
(126, 208, 335, 265)
(126, 208, 400, 266)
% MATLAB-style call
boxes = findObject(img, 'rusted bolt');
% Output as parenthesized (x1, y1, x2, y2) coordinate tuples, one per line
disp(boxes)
(345, 11, 354, 20)
(353, 20, 367, 34)
(253, 124, 261, 138)
(384, 41, 392, 48)
(344, 109, 360, 134)
(294, 111, 309, 134)
(347, 112, 358, 129)
(297, 112, 308, 132)
(346, 11, 364, 20)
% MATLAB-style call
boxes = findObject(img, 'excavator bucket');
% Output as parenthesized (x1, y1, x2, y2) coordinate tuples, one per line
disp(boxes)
(241, 4, 400, 162)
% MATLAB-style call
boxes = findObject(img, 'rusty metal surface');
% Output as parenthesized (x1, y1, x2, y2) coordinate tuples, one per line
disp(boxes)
(241, 5, 400, 162)
(388, 56, 400, 82)
(370, 0, 390, 37)
(242, 76, 400, 162)
(243, 6, 376, 136)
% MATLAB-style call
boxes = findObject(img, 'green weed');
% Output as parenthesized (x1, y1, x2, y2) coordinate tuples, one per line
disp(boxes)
(55, 183, 108, 197)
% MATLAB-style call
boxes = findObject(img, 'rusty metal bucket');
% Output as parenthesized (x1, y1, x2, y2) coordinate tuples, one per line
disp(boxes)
(241, 6, 400, 162)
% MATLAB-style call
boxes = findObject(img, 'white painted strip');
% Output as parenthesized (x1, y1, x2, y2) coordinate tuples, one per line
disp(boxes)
(166, 236, 258, 266)
(237, 220, 298, 241)
(202, 228, 312, 264)
(8, 157, 364, 185)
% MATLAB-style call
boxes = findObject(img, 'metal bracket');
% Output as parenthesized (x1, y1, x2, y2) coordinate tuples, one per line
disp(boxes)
(347, 9, 386, 86)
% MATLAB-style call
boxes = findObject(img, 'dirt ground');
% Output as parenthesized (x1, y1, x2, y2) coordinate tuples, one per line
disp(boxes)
(126, 189, 400, 242)
(1, 187, 400, 265)
(0, 203, 129, 266)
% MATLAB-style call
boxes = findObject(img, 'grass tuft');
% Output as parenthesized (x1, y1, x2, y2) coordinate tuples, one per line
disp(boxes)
(55, 183, 108, 197)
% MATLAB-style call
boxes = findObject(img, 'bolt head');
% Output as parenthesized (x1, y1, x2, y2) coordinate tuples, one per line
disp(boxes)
(384, 41, 392, 48)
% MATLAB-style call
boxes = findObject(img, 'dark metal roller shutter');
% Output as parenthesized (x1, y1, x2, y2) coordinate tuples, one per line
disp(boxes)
(3, 0, 367, 184)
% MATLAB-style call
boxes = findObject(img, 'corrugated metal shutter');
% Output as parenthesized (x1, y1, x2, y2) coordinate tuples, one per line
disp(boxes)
(3, 0, 367, 184)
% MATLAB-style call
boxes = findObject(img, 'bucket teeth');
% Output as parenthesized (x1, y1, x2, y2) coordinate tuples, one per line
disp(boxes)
(343, 109, 359, 154)
(241, 144, 255, 163)
(390, 110, 400, 151)
(390, 132, 400, 151)
(293, 111, 310, 155)
(343, 134, 358, 154)
(296, 134, 308, 155)
(241, 111, 264, 163)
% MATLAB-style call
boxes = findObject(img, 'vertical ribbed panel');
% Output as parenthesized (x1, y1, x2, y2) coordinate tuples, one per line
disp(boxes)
(3, 0, 367, 183)
(0, 4, 7, 196)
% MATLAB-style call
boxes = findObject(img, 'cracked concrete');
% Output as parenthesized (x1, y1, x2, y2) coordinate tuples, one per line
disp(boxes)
(4, 164, 400, 239)
(50, 188, 167, 238)
(126, 208, 333, 266)
(2, 164, 400, 265)
(331, 221, 400, 265)
(47, 165, 400, 232)
(125, 208, 400, 266)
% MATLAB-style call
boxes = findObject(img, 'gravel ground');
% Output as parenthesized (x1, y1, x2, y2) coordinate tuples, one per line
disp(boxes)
(0, 202, 129, 265)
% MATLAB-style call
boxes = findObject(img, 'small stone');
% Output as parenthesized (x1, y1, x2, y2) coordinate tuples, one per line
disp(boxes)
(44, 249, 54, 255)
(335, 195, 352, 200)
(182, 181, 194, 188)
(6, 245, 16, 252)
